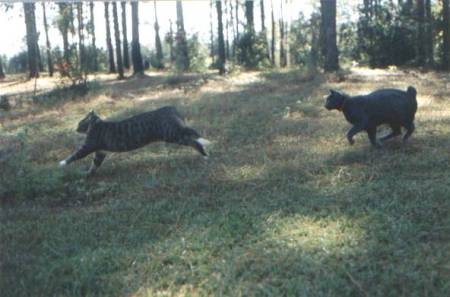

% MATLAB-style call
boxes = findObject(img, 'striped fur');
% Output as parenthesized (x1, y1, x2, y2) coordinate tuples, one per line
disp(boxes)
(60, 106, 209, 175)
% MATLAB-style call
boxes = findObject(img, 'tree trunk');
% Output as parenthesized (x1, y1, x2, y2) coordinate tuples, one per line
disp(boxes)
(0, 57, 5, 79)
(310, 14, 320, 68)
(285, 0, 292, 67)
(425, 0, 434, 67)
(77, 3, 86, 75)
(443, 0, 450, 70)
(235, 0, 240, 40)
(261, 0, 270, 61)
(89, 1, 98, 71)
(168, 20, 175, 63)
(260, 0, 266, 31)
(131, 1, 144, 75)
(230, 0, 236, 58)
(279, 0, 286, 67)
(42, 3, 53, 76)
(210, 0, 215, 64)
(321, 0, 339, 71)
(105, 2, 116, 73)
(154, 0, 164, 69)
(58, 3, 71, 72)
(271, 0, 277, 66)
(23, 3, 39, 78)
(245, 0, 254, 33)
(417, 0, 426, 66)
(176, 0, 190, 71)
(112, 2, 124, 79)
(216, 0, 226, 74)
(121, 2, 130, 69)
(224, 0, 230, 59)
(242, 0, 255, 66)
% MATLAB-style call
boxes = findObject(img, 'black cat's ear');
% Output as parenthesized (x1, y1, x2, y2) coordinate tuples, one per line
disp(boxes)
(330, 89, 342, 96)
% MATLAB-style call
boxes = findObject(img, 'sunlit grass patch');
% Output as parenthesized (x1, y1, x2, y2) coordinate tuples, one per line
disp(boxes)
(264, 215, 366, 255)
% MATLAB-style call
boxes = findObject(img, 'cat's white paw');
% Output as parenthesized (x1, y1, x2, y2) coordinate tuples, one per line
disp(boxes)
(203, 156, 209, 160)
(59, 160, 67, 167)
(196, 138, 211, 146)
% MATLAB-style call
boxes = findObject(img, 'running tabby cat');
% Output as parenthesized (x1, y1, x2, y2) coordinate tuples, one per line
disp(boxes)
(59, 106, 210, 175)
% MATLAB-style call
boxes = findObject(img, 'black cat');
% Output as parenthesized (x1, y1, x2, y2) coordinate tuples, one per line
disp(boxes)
(325, 86, 417, 148)
(59, 106, 210, 175)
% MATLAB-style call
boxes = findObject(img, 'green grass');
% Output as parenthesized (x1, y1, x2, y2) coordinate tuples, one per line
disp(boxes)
(1, 68, 450, 296)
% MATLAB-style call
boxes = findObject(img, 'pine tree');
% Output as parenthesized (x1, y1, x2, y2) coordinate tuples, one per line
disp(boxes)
(121, 2, 130, 69)
(176, 0, 189, 71)
(23, 3, 39, 78)
(216, 0, 226, 74)
(89, 1, 98, 71)
(320, 0, 339, 71)
(112, 2, 124, 79)
(131, 1, 144, 75)
(105, 2, 116, 73)
(443, 0, 450, 70)
(154, 0, 164, 69)
(42, 3, 54, 76)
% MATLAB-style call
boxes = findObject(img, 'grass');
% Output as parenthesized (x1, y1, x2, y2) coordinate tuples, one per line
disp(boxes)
(1, 67, 450, 296)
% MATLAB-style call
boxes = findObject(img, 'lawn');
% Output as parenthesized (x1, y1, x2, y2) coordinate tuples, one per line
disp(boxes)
(1, 68, 450, 296)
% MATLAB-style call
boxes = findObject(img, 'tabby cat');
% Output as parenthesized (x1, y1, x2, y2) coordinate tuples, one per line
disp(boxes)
(59, 106, 210, 175)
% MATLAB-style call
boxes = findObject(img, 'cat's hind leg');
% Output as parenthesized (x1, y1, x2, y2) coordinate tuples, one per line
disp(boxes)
(87, 151, 107, 176)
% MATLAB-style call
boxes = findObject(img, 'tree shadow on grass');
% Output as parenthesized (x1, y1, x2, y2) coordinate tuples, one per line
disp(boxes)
(3, 70, 450, 296)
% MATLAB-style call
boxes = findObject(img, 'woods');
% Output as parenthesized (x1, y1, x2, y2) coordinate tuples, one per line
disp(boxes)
(2, 0, 450, 81)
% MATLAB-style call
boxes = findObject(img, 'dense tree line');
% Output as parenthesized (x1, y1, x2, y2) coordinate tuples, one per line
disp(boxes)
(2, 0, 450, 82)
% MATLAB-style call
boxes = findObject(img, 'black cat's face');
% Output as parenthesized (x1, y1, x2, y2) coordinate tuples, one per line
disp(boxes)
(325, 89, 346, 110)
(77, 111, 99, 133)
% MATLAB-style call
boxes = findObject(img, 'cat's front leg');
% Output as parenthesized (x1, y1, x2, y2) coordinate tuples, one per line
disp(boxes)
(59, 144, 95, 167)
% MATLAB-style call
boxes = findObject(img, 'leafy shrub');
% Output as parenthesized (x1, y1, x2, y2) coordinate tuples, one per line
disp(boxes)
(236, 32, 271, 69)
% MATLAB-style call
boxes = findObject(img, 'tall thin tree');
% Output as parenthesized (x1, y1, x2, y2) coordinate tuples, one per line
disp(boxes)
(285, 0, 292, 67)
(167, 19, 175, 63)
(279, 0, 286, 67)
(121, 2, 130, 69)
(112, 2, 124, 79)
(105, 2, 116, 73)
(176, 0, 190, 70)
(209, 0, 215, 64)
(443, 0, 450, 70)
(425, 0, 434, 67)
(23, 3, 39, 78)
(216, 0, 226, 74)
(77, 3, 86, 75)
(0, 56, 5, 79)
(89, 1, 98, 71)
(235, 0, 240, 40)
(154, 0, 164, 68)
(42, 2, 54, 76)
(417, 0, 426, 66)
(260, 0, 270, 60)
(271, 0, 278, 66)
(242, 0, 255, 66)
(131, 1, 144, 74)
(230, 0, 237, 58)
(320, 0, 339, 71)
(245, 0, 255, 33)
(224, 0, 230, 59)
(58, 3, 71, 71)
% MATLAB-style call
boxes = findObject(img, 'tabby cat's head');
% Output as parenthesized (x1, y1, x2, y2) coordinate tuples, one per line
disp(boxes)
(77, 110, 100, 133)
